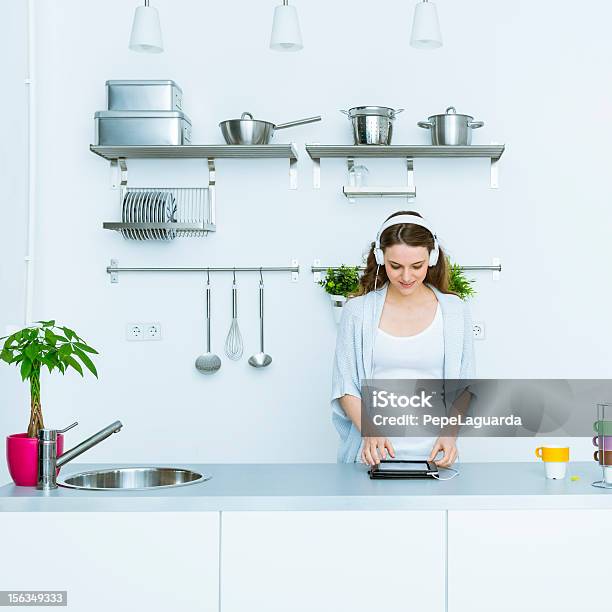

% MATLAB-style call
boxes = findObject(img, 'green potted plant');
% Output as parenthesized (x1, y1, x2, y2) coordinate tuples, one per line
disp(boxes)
(1, 321, 98, 486)
(319, 265, 361, 323)
(447, 256, 476, 300)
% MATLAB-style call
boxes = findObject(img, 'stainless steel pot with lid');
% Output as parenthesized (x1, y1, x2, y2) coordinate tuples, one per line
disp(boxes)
(219, 112, 321, 145)
(417, 106, 484, 145)
(340, 106, 404, 145)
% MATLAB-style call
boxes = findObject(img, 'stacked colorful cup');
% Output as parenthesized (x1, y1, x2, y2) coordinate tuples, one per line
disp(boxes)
(535, 446, 570, 479)
(593, 420, 612, 484)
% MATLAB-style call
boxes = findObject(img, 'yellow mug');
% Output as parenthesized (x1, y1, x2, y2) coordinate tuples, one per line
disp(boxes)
(535, 446, 569, 462)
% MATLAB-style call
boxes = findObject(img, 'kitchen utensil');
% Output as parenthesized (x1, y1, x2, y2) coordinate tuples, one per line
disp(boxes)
(106, 80, 183, 111)
(417, 106, 484, 145)
(94, 110, 192, 145)
(224, 271, 244, 360)
(592, 435, 612, 449)
(348, 164, 369, 188)
(535, 446, 570, 462)
(248, 272, 272, 368)
(535, 446, 569, 480)
(594, 450, 612, 466)
(112, 187, 207, 240)
(340, 106, 404, 145)
(594, 420, 612, 435)
(195, 275, 222, 374)
(219, 112, 321, 145)
(544, 462, 567, 480)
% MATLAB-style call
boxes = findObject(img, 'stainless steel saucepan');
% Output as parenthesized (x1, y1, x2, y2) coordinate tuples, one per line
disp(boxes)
(219, 112, 321, 145)
(418, 106, 484, 145)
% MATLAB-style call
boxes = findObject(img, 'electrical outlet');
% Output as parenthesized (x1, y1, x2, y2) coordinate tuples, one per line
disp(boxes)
(126, 324, 144, 341)
(145, 323, 162, 341)
(472, 322, 486, 340)
(126, 323, 162, 341)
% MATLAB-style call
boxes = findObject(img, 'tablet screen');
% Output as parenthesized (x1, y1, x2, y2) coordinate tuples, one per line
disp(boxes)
(377, 461, 431, 472)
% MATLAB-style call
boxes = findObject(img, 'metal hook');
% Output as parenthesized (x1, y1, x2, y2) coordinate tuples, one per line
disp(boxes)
(259, 267, 264, 286)
(233, 267, 236, 285)
(206, 268, 210, 285)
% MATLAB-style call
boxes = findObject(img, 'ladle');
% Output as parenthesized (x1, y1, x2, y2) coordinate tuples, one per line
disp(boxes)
(248, 270, 272, 368)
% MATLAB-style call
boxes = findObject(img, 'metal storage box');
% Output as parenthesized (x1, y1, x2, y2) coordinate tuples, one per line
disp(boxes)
(106, 80, 183, 111)
(94, 111, 192, 146)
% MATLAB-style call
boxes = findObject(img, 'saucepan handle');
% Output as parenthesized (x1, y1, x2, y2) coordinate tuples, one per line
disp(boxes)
(274, 116, 322, 130)
(468, 121, 484, 129)
(418, 121, 433, 129)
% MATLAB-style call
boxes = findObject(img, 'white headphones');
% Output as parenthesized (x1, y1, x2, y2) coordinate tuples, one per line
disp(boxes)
(374, 214, 440, 267)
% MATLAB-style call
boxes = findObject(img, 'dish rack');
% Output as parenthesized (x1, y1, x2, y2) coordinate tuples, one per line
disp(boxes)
(103, 186, 215, 240)
(592, 403, 612, 490)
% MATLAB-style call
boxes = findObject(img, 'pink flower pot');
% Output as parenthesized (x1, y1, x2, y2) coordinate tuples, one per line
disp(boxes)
(6, 433, 64, 487)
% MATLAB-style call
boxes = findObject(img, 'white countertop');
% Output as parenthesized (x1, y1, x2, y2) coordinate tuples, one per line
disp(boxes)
(1, 461, 611, 512)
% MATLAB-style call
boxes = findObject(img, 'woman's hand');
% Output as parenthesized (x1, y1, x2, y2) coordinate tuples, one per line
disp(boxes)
(428, 436, 458, 468)
(361, 437, 395, 465)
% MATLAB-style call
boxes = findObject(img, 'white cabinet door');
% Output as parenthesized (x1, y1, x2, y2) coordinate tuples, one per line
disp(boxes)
(221, 510, 445, 612)
(448, 510, 612, 612)
(0, 512, 219, 612)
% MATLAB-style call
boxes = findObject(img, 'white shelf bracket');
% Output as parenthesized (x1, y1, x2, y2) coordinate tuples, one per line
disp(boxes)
(313, 259, 322, 283)
(110, 158, 128, 190)
(346, 158, 356, 203)
(490, 157, 500, 189)
(291, 259, 299, 282)
(406, 157, 416, 199)
(207, 158, 216, 226)
(289, 156, 298, 190)
(312, 157, 321, 189)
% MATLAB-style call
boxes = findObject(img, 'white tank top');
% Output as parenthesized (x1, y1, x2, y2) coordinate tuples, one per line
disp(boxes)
(357, 302, 444, 462)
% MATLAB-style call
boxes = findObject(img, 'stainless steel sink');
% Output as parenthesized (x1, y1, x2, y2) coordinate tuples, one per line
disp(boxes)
(57, 467, 211, 491)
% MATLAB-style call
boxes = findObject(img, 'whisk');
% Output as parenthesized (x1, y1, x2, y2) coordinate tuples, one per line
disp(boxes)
(224, 270, 244, 361)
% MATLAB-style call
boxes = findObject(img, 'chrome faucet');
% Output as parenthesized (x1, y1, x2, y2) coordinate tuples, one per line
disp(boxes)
(37, 420, 123, 490)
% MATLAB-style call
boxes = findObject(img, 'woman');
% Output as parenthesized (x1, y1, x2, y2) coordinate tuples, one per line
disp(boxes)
(331, 210, 475, 466)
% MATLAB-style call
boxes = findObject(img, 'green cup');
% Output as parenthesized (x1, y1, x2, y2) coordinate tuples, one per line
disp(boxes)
(593, 421, 612, 435)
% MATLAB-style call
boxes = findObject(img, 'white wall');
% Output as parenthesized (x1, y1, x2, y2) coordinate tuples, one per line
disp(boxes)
(0, 2, 30, 484)
(2, 0, 611, 479)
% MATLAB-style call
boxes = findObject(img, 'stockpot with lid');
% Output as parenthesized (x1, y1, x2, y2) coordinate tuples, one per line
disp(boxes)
(417, 106, 484, 145)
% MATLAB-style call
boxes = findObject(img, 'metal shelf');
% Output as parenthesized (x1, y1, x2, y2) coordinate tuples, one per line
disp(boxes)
(305, 144, 504, 159)
(90, 144, 299, 190)
(305, 144, 505, 190)
(90, 144, 299, 161)
(103, 222, 216, 231)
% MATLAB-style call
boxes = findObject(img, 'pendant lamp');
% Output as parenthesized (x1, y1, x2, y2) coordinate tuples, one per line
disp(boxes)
(270, 0, 303, 52)
(410, 0, 443, 49)
(129, 0, 164, 53)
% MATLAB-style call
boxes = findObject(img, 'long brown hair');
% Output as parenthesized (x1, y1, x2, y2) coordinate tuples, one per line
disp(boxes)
(354, 210, 455, 296)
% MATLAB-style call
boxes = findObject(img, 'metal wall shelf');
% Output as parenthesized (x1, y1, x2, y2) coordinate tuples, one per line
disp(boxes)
(305, 144, 505, 191)
(305, 145, 504, 159)
(90, 144, 299, 161)
(90, 144, 300, 190)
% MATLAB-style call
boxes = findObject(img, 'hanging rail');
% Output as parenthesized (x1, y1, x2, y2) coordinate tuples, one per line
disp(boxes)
(107, 259, 299, 284)
(311, 259, 501, 282)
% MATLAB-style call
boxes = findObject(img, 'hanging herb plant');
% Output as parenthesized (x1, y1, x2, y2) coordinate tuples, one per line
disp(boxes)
(319, 265, 361, 298)
(447, 257, 476, 300)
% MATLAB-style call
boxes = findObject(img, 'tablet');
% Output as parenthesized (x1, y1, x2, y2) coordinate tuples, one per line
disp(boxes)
(368, 460, 438, 479)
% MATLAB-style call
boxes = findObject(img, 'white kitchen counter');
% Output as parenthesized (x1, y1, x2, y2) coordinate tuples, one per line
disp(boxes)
(1, 461, 611, 512)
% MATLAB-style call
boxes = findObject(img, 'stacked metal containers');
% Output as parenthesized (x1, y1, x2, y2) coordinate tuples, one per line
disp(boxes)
(94, 80, 192, 145)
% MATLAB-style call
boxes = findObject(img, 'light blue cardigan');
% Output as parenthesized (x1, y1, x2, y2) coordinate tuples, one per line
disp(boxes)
(330, 282, 476, 463)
